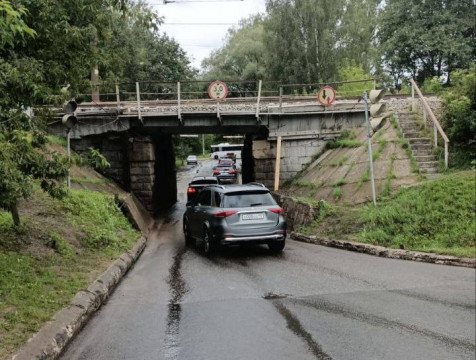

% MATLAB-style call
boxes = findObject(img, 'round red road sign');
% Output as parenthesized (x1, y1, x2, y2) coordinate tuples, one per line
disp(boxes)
(208, 81, 228, 101)
(317, 86, 337, 106)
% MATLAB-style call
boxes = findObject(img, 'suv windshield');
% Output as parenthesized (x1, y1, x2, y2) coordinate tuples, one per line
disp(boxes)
(223, 191, 276, 208)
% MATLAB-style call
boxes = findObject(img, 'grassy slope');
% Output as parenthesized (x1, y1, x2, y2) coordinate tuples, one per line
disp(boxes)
(299, 170, 476, 257)
(0, 188, 139, 360)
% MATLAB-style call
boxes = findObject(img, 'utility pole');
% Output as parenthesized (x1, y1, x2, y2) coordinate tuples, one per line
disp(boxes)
(202, 134, 205, 156)
(364, 92, 377, 206)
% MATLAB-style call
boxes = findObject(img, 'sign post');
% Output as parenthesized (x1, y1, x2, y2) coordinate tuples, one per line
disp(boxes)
(364, 92, 377, 206)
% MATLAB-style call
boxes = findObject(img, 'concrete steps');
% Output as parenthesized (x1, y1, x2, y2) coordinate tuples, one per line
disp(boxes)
(397, 112, 438, 174)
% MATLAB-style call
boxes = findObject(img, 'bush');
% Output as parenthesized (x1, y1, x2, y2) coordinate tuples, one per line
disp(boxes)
(440, 66, 476, 152)
(421, 76, 444, 94)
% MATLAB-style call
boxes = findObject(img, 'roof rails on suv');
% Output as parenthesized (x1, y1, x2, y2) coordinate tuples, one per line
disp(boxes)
(246, 182, 267, 188)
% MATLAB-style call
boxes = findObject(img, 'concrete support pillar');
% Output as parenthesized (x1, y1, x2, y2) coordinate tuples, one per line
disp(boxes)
(129, 136, 155, 212)
(241, 133, 255, 184)
(153, 134, 177, 213)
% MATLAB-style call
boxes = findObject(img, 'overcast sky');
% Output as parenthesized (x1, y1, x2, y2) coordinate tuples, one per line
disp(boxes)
(148, 0, 266, 70)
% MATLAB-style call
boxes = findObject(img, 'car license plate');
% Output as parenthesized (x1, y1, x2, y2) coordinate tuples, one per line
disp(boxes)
(242, 213, 264, 220)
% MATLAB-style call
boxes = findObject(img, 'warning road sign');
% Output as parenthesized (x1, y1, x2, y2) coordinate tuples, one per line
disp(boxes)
(317, 86, 336, 106)
(208, 81, 228, 101)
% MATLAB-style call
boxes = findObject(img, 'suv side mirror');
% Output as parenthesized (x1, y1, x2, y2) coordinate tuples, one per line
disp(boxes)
(186, 201, 195, 207)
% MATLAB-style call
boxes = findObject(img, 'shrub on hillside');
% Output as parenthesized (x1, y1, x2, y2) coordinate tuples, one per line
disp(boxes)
(440, 66, 476, 152)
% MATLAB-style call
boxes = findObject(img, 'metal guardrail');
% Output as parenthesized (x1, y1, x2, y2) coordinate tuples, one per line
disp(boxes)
(410, 78, 449, 168)
(46, 78, 374, 124)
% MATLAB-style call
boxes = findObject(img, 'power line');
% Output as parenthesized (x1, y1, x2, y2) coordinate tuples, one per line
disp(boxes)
(149, 0, 244, 5)
(163, 22, 237, 25)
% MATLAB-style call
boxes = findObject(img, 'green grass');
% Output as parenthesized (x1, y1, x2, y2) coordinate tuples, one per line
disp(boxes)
(0, 189, 139, 358)
(291, 180, 320, 189)
(333, 178, 346, 187)
(71, 177, 110, 184)
(333, 187, 342, 201)
(329, 156, 349, 167)
(327, 139, 362, 149)
(46, 135, 67, 147)
(372, 138, 388, 161)
(296, 171, 476, 257)
(357, 171, 476, 257)
(381, 154, 397, 197)
(357, 167, 370, 189)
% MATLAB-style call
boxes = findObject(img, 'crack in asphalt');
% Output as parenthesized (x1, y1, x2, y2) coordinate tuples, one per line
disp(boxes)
(272, 300, 334, 360)
(294, 297, 476, 353)
(206, 252, 335, 359)
(388, 289, 476, 311)
(163, 246, 188, 360)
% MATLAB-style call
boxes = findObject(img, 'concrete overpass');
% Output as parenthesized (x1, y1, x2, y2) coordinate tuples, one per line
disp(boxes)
(48, 83, 371, 213)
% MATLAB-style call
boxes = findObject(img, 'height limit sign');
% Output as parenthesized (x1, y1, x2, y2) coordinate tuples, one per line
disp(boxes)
(317, 86, 336, 106)
(208, 81, 228, 101)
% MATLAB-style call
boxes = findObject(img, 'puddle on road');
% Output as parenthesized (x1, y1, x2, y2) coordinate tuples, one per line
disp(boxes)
(163, 247, 188, 360)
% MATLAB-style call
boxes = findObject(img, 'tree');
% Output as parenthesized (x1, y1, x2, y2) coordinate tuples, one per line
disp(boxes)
(337, 0, 380, 74)
(0, 0, 196, 225)
(378, 0, 475, 85)
(0, 1, 69, 225)
(202, 16, 267, 82)
(264, 0, 344, 84)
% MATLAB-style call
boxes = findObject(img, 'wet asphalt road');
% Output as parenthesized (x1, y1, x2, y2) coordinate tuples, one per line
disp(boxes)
(61, 160, 476, 360)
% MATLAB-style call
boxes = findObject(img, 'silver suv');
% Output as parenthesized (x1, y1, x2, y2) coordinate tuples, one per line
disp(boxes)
(183, 183, 287, 255)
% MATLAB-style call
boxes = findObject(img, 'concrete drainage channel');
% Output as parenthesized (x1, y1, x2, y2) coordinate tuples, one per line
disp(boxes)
(12, 195, 155, 360)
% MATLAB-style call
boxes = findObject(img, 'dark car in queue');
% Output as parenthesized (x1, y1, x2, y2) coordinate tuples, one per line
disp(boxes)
(183, 183, 286, 255)
(213, 164, 237, 184)
(218, 158, 235, 167)
(187, 176, 219, 202)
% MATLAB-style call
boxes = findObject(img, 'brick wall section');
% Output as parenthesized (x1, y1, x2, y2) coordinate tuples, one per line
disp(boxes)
(129, 136, 155, 212)
(71, 133, 128, 188)
(253, 138, 326, 189)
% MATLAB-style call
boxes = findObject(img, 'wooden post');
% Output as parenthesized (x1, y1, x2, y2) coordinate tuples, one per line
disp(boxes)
(423, 106, 427, 128)
(434, 123, 438, 147)
(274, 135, 282, 192)
(136, 82, 142, 122)
(256, 80, 262, 119)
(444, 141, 449, 168)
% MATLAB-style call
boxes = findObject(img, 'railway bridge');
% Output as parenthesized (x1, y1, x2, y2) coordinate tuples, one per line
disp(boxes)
(48, 79, 374, 212)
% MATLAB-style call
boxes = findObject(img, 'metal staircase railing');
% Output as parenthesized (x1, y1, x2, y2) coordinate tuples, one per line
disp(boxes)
(409, 78, 449, 168)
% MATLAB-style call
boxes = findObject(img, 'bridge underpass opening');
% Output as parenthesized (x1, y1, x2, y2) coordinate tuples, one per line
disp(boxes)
(151, 130, 264, 214)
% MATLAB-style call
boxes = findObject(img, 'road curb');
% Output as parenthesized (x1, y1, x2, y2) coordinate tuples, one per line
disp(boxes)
(12, 236, 147, 360)
(291, 232, 476, 268)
